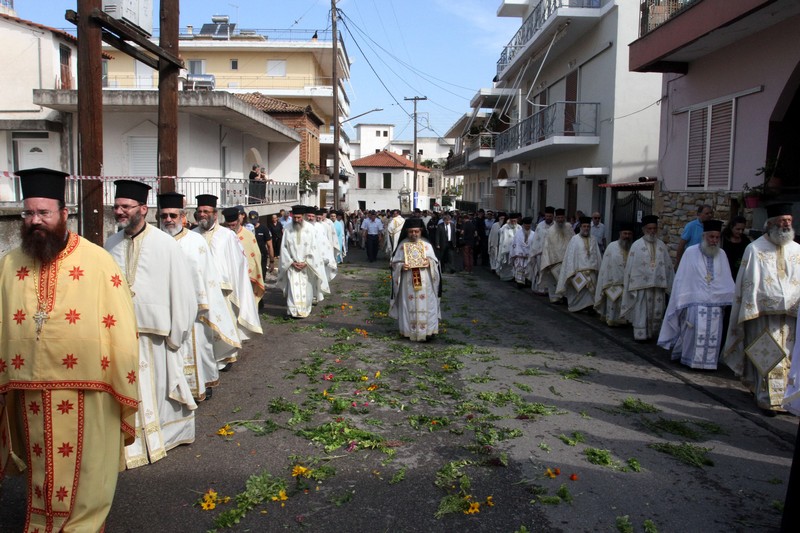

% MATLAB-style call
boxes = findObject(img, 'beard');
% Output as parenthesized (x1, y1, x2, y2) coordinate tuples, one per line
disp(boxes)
(160, 222, 182, 236)
(643, 233, 657, 243)
(580, 229, 590, 238)
(767, 225, 795, 246)
(116, 210, 143, 231)
(197, 217, 213, 231)
(20, 218, 68, 264)
(700, 240, 720, 258)
(619, 238, 632, 251)
(556, 222, 573, 239)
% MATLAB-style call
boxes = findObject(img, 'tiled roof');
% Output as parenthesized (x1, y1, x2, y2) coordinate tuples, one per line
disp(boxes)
(352, 150, 431, 171)
(1, 13, 78, 45)
(235, 92, 306, 113)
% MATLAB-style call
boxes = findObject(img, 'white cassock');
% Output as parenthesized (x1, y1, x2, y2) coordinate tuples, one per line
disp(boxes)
(172, 228, 241, 398)
(511, 226, 534, 284)
(487, 221, 503, 271)
(594, 240, 630, 326)
(496, 223, 518, 281)
(277, 221, 330, 318)
(386, 215, 405, 256)
(323, 218, 342, 264)
(658, 245, 735, 369)
(194, 223, 263, 345)
(528, 220, 552, 293)
(621, 237, 675, 341)
(389, 239, 441, 341)
(540, 225, 573, 303)
(722, 236, 800, 411)
(105, 224, 196, 468)
(556, 233, 601, 312)
(311, 221, 337, 291)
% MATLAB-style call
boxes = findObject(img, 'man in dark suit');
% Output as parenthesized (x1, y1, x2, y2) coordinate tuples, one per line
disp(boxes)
(435, 212, 457, 273)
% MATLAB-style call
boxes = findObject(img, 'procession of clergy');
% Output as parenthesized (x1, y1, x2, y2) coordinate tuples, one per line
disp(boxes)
(488, 204, 800, 417)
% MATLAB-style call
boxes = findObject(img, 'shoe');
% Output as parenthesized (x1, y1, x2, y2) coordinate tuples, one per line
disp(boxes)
(760, 407, 777, 417)
(205, 387, 213, 400)
(220, 362, 233, 372)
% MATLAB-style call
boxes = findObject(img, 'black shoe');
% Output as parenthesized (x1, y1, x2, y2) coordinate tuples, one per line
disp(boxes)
(760, 407, 777, 417)
(220, 362, 233, 372)
(205, 387, 213, 400)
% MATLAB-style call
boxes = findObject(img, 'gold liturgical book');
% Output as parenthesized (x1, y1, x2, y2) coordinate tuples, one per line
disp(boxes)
(403, 242, 430, 268)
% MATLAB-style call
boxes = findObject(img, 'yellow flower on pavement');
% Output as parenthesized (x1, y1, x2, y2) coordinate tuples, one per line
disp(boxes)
(485, 495, 494, 507)
(271, 489, 288, 502)
(464, 501, 480, 514)
(200, 500, 216, 511)
(292, 465, 311, 478)
(374, 371, 381, 378)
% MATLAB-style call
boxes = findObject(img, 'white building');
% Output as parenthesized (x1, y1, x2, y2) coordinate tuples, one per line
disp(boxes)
(345, 150, 431, 213)
(445, 0, 662, 232)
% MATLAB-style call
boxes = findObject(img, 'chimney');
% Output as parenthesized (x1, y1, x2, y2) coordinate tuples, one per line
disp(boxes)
(186, 25, 193, 35)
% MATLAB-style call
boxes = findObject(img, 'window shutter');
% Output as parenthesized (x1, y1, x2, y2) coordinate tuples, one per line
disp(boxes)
(129, 137, 157, 176)
(686, 108, 707, 188)
(707, 101, 733, 189)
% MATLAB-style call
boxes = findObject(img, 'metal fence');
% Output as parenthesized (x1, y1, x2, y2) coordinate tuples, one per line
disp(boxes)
(0, 175, 298, 208)
(496, 101, 599, 156)
(639, 0, 700, 36)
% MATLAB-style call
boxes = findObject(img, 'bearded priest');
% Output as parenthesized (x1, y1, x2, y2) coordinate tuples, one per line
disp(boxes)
(0, 168, 139, 531)
(105, 180, 197, 468)
(556, 216, 602, 312)
(539, 208, 574, 303)
(723, 203, 800, 415)
(389, 218, 441, 341)
(594, 223, 634, 326)
(621, 215, 674, 341)
(658, 220, 734, 369)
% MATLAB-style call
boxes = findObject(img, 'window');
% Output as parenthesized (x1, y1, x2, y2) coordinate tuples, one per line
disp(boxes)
(230, 59, 238, 70)
(102, 59, 108, 88)
(383, 173, 392, 189)
(375, 130, 381, 137)
(687, 100, 734, 189)
(188, 59, 205, 74)
(358, 172, 366, 188)
(402, 149, 410, 156)
(383, 131, 388, 137)
(59, 45, 72, 89)
(267, 59, 287, 77)
(428, 177, 434, 188)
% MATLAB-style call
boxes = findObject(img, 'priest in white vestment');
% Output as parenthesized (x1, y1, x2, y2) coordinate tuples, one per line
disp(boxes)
(496, 213, 519, 281)
(621, 215, 675, 341)
(105, 181, 197, 468)
(193, 195, 263, 356)
(511, 217, 534, 286)
(308, 210, 337, 296)
(539, 208, 574, 303)
(487, 212, 506, 272)
(723, 203, 800, 414)
(386, 209, 405, 260)
(529, 207, 554, 294)
(594, 224, 634, 326)
(389, 218, 441, 341)
(556, 216, 601, 312)
(658, 220, 735, 369)
(158, 193, 240, 401)
(220, 207, 265, 309)
(277, 206, 331, 318)
(320, 209, 343, 265)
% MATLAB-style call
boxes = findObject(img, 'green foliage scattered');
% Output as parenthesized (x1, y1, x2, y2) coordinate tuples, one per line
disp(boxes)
(626, 458, 642, 472)
(641, 417, 702, 440)
(556, 483, 573, 504)
(561, 366, 594, 380)
(584, 448, 616, 468)
(389, 466, 407, 485)
(557, 432, 586, 446)
(648, 442, 714, 468)
(621, 397, 660, 414)
(212, 471, 286, 529)
(615, 515, 634, 533)
(538, 441, 551, 452)
(518, 367, 545, 376)
(643, 519, 659, 533)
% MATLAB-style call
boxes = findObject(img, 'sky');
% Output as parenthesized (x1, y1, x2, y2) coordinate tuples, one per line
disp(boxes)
(15, 0, 520, 144)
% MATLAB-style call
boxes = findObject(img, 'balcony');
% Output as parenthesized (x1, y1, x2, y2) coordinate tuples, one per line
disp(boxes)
(495, 101, 599, 162)
(496, 0, 607, 81)
(630, 0, 800, 73)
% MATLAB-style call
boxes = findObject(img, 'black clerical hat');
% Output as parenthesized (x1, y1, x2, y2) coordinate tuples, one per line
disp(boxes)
(221, 207, 239, 222)
(114, 180, 151, 204)
(196, 194, 218, 208)
(555, 208, 565, 216)
(579, 216, 591, 225)
(703, 219, 724, 232)
(765, 203, 792, 219)
(17, 167, 68, 202)
(544, 206, 555, 214)
(521, 217, 533, 225)
(291, 204, 306, 215)
(619, 222, 635, 232)
(158, 192, 184, 210)
(642, 215, 659, 226)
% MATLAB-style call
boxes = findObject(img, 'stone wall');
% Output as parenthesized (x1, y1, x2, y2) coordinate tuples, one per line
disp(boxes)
(653, 182, 755, 261)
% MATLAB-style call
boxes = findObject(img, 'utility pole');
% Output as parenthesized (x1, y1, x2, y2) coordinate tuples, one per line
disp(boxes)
(331, 0, 340, 210)
(77, 0, 104, 245)
(404, 96, 427, 211)
(158, 0, 179, 193)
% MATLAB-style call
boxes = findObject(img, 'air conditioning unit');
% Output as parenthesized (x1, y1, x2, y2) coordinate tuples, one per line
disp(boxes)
(185, 74, 216, 91)
(103, 0, 153, 36)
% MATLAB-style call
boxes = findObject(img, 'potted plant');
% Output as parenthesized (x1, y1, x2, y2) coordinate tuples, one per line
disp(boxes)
(741, 182, 764, 208)
(755, 147, 783, 196)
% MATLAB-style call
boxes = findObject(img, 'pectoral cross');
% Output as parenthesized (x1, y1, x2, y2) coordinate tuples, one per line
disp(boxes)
(33, 310, 49, 340)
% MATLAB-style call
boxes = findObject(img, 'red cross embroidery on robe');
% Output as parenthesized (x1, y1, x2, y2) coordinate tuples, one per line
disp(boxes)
(102, 314, 117, 329)
(32, 443, 43, 457)
(11, 354, 24, 369)
(68, 266, 84, 281)
(64, 309, 80, 324)
(16, 266, 30, 281)
(110, 274, 123, 288)
(55, 484, 70, 500)
(13, 309, 26, 324)
(57, 400, 74, 415)
(101, 355, 110, 370)
(28, 401, 40, 415)
(62, 354, 78, 369)
(127, 370, 137, 384)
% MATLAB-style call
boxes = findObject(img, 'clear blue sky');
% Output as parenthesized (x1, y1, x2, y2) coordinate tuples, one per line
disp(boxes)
(15, 0, 519, 143)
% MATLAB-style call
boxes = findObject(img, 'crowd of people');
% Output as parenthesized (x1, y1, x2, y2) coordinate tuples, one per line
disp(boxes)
(2, 168, 798, 529)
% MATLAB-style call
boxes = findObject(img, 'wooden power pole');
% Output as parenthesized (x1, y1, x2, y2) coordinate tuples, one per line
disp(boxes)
(158, 0, 179, 193)
(76, 0, 104, 245)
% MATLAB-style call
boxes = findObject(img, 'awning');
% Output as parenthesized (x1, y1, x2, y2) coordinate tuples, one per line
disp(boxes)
(340, 153, 355, 177)
(567, 167, 609, 177)
(598, 181, 656, 191)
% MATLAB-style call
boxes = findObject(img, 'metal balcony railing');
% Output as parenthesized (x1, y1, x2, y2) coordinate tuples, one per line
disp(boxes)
(104, 74, 335, 90)
(497, 0, 604, 76)
(496, 101, 599, 156)
(466, 134, 496, 151)
(0, 175, 298, 207)
(639, 0, 700, 36)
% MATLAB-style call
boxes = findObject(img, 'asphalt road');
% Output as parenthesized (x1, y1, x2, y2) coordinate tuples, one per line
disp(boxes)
(1, 246, 796, 532)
